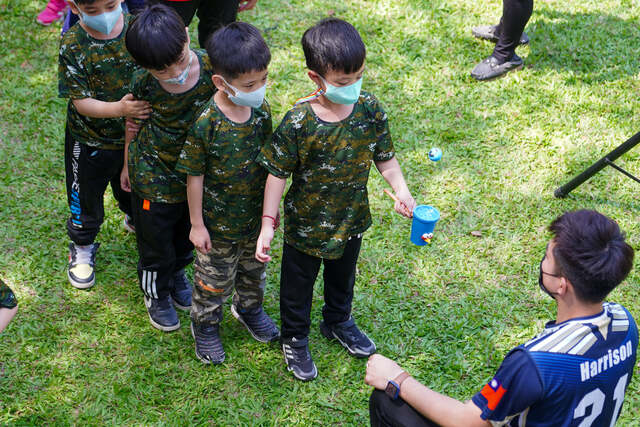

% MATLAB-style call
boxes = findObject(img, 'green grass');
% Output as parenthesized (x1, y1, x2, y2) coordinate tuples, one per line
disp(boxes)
(1, 0, 640, 424)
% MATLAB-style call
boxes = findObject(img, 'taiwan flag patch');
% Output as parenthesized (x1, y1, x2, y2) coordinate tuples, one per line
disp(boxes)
(480, 378, 507, 411)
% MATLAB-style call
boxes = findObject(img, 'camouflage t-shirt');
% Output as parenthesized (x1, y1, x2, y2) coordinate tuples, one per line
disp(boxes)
(128, 49, 215, 203)
(175, 100, 272, 240)
(0, 280, 17, 309)
(256, 91, 395, 259)
(58, 14, 139, 149)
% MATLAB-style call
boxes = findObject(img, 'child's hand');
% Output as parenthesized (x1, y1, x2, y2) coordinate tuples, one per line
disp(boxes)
(120, 165, 131, 192)
(190, 224, 212, 254)
(120, 94, 151, 120)
(395, 189, 416, 218)
(255, 224, 275, 263)
(126, 118, 142, 134)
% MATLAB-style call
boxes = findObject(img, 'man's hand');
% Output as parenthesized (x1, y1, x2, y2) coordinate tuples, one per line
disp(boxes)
(238, 0, 258, 12)
(190, 224, 212, 254)
(255, 224, 274, 263)
(365, 354, 405, 390)
(394, 188, 416, 218)
(119, 94, 151, 120)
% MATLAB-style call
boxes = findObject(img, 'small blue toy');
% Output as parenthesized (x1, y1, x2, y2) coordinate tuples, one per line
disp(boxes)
(428, 147, 442, 162)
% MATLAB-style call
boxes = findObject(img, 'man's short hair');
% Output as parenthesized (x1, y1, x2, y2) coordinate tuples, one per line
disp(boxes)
(302, 18, 366, 76)
(125, 4, 187, 70)
(206, 22, 270, 80)
(549, 210, 634, 303)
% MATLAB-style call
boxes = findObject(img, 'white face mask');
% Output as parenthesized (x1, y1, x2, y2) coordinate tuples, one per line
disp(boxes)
(156, 51, 193, 85)
(221, 77, 266, 109)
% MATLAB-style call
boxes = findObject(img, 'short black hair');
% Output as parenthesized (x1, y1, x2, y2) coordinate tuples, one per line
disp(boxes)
(549, 210, 634, 303)
(301, 18, 366, 76)
(206, 22, 270, 80)
(125, 4, 187, 70)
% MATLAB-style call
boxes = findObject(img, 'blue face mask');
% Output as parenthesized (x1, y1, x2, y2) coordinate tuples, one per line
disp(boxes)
(159, 51, 193, 85)
(75, 2, 122, 35)
(222, 77, 266, 109)
(321, 76, 363, 105)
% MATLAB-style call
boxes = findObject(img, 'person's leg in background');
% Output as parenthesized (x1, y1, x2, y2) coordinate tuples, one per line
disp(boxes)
(470, 0, 533, 81)
(196, 0, 239, 47)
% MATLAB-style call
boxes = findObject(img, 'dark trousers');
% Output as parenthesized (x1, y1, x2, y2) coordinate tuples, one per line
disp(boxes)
(160, 0, 240, 47)
(280, 236, 362, 343)
(130, 192, 193, 300)
(493, 0, 533, 62)
(64, 127, 132, 245)
(369, 390, 439, 427)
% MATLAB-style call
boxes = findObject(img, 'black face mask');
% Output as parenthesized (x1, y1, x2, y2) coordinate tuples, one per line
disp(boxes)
(539, 255, 560, 299)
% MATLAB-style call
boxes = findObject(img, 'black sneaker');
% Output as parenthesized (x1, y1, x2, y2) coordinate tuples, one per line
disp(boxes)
(171, 269, 192, 311)
(231, 305, 280, 343)
(320, 317, 376, 358)
(282, 339, 317, 381)
(471, 25, 529, 45)
(191, 321, 225, 364)
(471, 54, 523, 81)
(144, 295, 180, 332)
(67, 242, 100, 289)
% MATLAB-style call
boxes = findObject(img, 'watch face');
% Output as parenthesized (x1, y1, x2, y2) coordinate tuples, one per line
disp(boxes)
(385, 381, 399, 400)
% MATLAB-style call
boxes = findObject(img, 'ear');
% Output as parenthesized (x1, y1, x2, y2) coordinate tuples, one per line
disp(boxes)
(67, 0, 80, 15)
(307, 70, 324, 90)
(185, 28, 191, 46)
(211, 75, 231, 94)
(557, 277, 570, 297)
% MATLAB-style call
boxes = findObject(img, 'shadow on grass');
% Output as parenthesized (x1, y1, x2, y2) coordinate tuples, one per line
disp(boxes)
(527, 8, 640, 83)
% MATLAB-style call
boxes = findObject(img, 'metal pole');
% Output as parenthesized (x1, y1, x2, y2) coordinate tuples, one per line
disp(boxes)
(554, 130, 640, 198)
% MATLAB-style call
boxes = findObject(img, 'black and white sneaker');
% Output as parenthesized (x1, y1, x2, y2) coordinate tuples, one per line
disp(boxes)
(171, 269, 192, 311)
(144, 295, 180, 332)
(282, 339, 317, 381)
(320, 317, 376, 358)
(231, 305, 280, 343)
(191, 321, 225, 364)
(471, 24, 529, 45)
(67, 242, 100, 289)
(470, 53, 523, 81)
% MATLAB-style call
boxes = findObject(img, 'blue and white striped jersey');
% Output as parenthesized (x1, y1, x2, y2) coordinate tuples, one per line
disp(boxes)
(472, 302, 638, 426)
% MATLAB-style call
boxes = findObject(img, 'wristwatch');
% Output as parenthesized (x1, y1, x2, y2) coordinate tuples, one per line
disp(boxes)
(385, 371, 410, 400)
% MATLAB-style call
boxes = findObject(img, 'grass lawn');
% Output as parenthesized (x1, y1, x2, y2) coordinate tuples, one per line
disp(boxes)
(1, 0, 639, 424)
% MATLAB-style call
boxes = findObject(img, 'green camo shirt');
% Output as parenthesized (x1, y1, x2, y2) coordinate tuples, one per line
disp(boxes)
(0, 280, 17, 309)
(176, 100, 272, 240)
(58, 14, 139, 149)
(256, 91, 395, 259)
(128, 49, 215, 203)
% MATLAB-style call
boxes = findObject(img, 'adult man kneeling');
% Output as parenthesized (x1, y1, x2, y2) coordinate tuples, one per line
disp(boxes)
(365, 210, 637, 426)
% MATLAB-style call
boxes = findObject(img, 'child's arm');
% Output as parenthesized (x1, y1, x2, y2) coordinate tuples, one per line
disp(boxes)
(72, 94, 151, 120)
(0, 306, 17, 334)
(375, 157, 416, 218)
(120, 119, 141, 192)
(187, 175, 212, 254)
(255, 173, 286, 263)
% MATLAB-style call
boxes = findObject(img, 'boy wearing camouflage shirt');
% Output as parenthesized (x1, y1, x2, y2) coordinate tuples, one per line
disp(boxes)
(59, 0, 150, 290)
(176, 23, 279, 364)
(123, 4, 215, 332)
(255, 18, 416, 381)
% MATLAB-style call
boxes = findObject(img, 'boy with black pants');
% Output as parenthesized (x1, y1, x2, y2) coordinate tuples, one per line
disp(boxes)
(59, 0, 150, 290)
(176, 22, 279, 364)
(255, 18, 416, 381)
(123, 4, 215, 331)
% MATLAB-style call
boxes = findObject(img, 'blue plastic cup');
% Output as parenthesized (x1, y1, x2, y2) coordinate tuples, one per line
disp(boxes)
(410, 205, 440, 246)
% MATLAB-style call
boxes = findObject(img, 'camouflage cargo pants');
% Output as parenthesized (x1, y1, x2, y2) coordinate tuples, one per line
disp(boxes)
(191, 237, 266, 325)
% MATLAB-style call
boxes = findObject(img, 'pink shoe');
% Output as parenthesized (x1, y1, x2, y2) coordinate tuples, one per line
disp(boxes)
(36, 0, 67, 26)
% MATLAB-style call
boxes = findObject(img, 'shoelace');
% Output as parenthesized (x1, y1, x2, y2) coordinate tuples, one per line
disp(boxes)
(74, 245, 94, 265)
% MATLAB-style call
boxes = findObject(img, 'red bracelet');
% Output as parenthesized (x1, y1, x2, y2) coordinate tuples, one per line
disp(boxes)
(262, 214, 280, 229)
